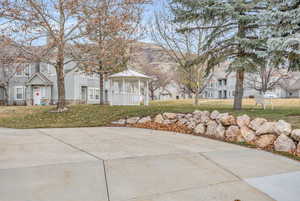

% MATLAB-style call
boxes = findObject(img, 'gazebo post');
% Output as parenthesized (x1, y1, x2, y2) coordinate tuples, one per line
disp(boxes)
(122, 78, 125, 105)
(109, 79, 112, 106)
(146, 80, 149, 105)
(138, 79, 141, 105)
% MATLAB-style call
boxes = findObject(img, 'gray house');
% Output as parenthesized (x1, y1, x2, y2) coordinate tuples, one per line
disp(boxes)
(0, 62, 108, 106)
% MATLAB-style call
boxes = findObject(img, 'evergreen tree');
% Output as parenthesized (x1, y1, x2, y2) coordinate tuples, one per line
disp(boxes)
(260, 0, 300, 71)
(170, 0, 268, 110)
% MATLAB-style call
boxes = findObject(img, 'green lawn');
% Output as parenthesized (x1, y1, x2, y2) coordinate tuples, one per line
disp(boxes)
(0, 99, 299, 129)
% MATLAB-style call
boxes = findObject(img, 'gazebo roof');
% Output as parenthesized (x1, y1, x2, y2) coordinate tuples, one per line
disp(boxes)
(109, 69, 151, 79)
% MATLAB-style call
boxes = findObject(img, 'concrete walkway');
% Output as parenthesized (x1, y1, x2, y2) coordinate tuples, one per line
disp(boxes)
(0, 127, 299, 201)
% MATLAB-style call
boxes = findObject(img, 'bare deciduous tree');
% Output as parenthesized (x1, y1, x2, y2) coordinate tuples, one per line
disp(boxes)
(151, 9, 214, 105)
(0, 0, 93, 111)
(0, 37, 32, 105)
(76, 0, 148, 104)
(139, 63, 171, 100)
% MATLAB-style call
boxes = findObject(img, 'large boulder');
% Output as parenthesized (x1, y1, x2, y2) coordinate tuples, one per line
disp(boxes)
(240, 126, 256, 143)
(274, 120, 292, 136)
(215, 124, 226, 139)
(206, 121, 218, 136)
(218, 113, 236, 126)
(177, 118, 189, 126)
(126, 117, 140, 124)
(194, 123, 206, 135)
(225, 126, 243, 142)
(256, 122, 276, 135)
(193, 110, 202, 115)
(297, 143, 300, 156)
(274, 134, 296, 153)
(163, 112, 177, 120)
(162, 119, 173, 125)
(237, 115, 251, 128)
(255, 134, 277, 149)
(111, 119, 126, 125)
(291, 129, 300, 142)
(154, 114, 164, 124)
(187, 121, 197, 129)
(249, 118, 267, 131)
(138, 116, 152, 124)
(200, 113, 211, 124)
(210, 110, 220, 120)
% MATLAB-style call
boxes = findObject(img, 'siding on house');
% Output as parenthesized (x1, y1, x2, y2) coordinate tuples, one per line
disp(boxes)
(1, 60, 110, 106)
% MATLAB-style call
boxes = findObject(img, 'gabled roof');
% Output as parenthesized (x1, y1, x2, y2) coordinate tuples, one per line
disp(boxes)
(109, 69, 151, 79)
(26, 72, 53, 86)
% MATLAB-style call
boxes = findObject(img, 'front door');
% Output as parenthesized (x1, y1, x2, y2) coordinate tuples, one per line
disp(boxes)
(33, 87, 41, 105)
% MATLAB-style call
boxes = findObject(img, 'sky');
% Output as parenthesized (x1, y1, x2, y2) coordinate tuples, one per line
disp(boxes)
(141, 0, 167, 43)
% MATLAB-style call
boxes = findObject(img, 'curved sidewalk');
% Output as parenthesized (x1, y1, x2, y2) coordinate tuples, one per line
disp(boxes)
(0, 127, 299, 201)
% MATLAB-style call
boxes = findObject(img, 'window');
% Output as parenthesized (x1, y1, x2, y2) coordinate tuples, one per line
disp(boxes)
(15, 87, 25, 100)
(95, 89, 100, 100)
(218, 80, 222, 87)
(88, 88, 100, 100)
(41, 63, 54, 75)
(15, 68, 24, 76)
(89, 88, 94, 100)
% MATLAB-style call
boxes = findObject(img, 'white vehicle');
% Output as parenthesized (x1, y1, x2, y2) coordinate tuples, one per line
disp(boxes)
(264, 92, 278, 99)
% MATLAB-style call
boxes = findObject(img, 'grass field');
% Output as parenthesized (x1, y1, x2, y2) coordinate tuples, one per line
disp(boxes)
(0, 98, 299, 129)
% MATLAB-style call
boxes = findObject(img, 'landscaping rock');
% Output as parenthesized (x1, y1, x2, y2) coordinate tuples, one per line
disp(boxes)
(255, 134, 277, 148)
(199, 111, 210, 124)
(237, 114, 251, 128)
(126, 117, 140, 124)
(206, 121, 218, 136)
(177, 118, 188, 126)
(162, 119, 173, 125)
(185, 113, 193, 118)
(215, 124, 225, 139)
(240, 126, 256, 143)
(249, 118, 267, 131)
(194, 123, 206, 135)
(225, 126, 242, 142)
(210, 110, 220, 120)
(193, 110, 202, 115)
(256, 122, 276, 135)
(138, 116, 152, 124)
(163, 112, 177, 120)
(274, 134, 296, 153)
(291, 129, 300, 142)
(176, 113, 185, 119)
(218, 113, 236, 126)
(187, 121, 197, 129)
(111, 119, 126, 125)
(297, 143, 300, 156)
(154, 114, 164, 124)
(274, 120, 292, 136)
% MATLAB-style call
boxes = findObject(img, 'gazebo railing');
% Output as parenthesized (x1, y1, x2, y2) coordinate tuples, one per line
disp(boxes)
(111, 93, 142, 105)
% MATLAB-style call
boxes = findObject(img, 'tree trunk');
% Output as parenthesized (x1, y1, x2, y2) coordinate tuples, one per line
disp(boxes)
(233, 69, 244, 110)
(56, 62, 66, 111)
(150, 89, 155, 100)
(99, 72, 104, 105)
(3, 86, 8, 106)
(194, 86, 199, 105)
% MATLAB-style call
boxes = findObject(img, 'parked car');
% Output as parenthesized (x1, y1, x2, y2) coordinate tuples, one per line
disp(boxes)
(264, 92, 278, 99)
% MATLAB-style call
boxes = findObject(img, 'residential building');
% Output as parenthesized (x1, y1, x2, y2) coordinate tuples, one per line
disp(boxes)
(0, 62, 109, 105)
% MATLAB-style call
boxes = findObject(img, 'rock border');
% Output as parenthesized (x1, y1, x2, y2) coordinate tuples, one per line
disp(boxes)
(111, 110, 300, 158)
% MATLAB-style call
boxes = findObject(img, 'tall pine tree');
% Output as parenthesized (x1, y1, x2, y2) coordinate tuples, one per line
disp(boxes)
(171, 0, 267, 110)
(260, 0, 300, 71)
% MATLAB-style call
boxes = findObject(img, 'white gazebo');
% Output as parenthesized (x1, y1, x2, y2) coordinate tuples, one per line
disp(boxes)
(108, 69, 151, 106)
